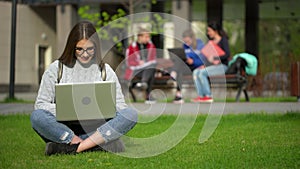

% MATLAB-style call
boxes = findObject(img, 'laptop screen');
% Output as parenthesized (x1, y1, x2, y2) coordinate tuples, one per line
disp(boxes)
(55, 81, 116, 121)
(168, 48, 187, 61)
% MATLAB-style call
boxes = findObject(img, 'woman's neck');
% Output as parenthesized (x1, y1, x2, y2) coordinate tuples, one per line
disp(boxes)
(212, 34, 222, 44)
(76, 57, 96, 68)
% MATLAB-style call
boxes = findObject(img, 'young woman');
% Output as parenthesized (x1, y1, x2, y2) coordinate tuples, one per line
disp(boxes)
(30, 21, 138, 155)
(191, 21, 230, 103)
(169, 29, 205, 104)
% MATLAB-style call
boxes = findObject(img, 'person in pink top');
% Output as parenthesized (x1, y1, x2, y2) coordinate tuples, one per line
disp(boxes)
(191, 21, 230, 103)
(124, 28, 157, 104)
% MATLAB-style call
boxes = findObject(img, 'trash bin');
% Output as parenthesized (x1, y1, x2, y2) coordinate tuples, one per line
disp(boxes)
(291, 62, 300, 102)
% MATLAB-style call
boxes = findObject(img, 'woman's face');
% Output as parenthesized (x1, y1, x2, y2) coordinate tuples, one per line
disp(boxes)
(207, 27, 217, 39)
(183, 36, 193, 46)
(75, 39, 95, 64)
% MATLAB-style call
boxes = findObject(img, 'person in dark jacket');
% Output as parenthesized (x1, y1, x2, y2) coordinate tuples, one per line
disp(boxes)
(191, 21, 231, 103)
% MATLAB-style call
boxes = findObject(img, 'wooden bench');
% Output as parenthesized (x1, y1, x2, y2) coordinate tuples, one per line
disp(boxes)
(210, 72, 249, 102)
(120, 58, 250, 102)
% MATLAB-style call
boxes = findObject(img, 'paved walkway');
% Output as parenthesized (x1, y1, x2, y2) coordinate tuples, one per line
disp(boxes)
(1, 92, 299, 115)
(1, 102, 299, 115)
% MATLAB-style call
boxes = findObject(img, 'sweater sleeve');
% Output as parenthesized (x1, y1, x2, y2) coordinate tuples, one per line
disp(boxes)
(218, 37, 231, 65)
(104, 64, 128, 111)
(34, 60, 59, 116)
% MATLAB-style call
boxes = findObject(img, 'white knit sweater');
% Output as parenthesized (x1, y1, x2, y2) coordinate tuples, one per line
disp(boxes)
(34, 60, 127, 116)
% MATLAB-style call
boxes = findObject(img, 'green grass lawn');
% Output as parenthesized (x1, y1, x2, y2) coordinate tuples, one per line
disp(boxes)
(0, 113, 299, 169)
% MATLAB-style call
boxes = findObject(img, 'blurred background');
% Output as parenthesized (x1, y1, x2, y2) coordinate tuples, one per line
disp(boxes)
(0, 0, 299, 100)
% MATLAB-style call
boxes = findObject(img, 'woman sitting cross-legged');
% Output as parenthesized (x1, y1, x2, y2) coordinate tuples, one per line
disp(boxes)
(30, 21, 138, 155)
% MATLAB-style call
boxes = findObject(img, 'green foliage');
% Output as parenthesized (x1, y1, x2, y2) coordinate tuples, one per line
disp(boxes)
(220, 19, 300, 96)
(259, 19, 300, 76)
(78, 5, 169, 53)
(78, 5, 128, 53)
(151, 0, 157, 5)
(223, 20, 245, 55)
(0, 113, 299, 168)
(151, 13, 168, 35)
(78, 5, 128, 31)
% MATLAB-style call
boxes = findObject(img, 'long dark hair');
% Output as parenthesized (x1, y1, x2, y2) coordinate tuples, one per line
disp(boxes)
(207, 21, 228, 39)
(58, 21, 104, 68)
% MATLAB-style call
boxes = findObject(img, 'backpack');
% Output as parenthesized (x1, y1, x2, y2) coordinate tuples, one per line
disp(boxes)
(57, 61, 106, 83)
(225, 57, 247, 75)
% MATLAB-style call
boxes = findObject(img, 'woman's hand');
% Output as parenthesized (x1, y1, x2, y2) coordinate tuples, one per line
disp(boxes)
(139, 60, 145, 65)
(198, 65, 205, 69)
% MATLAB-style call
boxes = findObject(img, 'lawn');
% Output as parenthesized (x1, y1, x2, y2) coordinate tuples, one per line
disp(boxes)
(0, 113, 299, 169)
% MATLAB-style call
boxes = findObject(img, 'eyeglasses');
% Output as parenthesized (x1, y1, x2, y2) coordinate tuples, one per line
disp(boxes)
(75, 47, 95, 56)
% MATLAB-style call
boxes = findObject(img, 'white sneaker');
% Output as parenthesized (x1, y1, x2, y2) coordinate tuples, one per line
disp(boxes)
(136, 82, 148, 90)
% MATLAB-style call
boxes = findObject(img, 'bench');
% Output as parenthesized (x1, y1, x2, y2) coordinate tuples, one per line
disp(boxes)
(210, 72, 249, 102)
(120, 58, 250, 102)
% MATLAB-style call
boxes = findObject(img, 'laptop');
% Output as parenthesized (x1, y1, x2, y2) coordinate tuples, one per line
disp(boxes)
(55, 81, 116, 121)
(168, 48, 187, 61)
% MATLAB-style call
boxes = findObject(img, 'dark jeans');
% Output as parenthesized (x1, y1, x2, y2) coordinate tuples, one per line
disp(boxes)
(169, 57, 194, 92)
(134, 68, 156, 96)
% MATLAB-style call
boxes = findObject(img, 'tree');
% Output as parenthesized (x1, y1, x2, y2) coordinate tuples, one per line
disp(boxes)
(78, 1, 166, 56)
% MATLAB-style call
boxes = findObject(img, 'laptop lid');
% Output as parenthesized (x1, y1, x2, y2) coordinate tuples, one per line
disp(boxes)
(55, 81, 116, 121)
(168, 48, 187, 61)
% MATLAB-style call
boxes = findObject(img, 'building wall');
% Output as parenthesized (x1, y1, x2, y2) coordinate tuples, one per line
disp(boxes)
(56, 5, 78, 57)
(0, 2, 56, 92)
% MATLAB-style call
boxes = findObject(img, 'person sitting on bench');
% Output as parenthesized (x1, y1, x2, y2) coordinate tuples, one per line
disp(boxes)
(168, 29, 205, 104)
(124, 27, 157, 104)
(191, 21, 231, 103)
